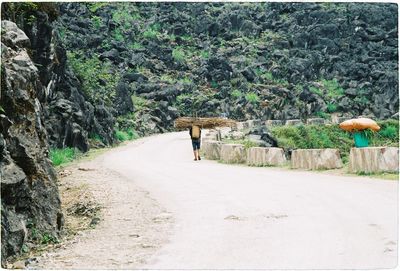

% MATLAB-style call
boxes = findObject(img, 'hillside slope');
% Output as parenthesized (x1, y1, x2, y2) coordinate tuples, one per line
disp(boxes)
(57, 2, 398, 135)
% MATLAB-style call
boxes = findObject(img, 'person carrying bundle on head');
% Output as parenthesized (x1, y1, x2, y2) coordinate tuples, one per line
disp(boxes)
(189, 125, 201, 161)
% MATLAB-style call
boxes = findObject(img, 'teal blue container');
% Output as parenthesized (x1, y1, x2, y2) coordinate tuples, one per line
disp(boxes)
(353, 132, 369, 148)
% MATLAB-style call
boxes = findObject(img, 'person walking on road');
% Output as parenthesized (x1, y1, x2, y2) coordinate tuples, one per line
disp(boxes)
(189, 125, 201, 161)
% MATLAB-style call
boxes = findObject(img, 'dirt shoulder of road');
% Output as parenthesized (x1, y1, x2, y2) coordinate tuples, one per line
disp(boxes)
(23, 142, 174, 269)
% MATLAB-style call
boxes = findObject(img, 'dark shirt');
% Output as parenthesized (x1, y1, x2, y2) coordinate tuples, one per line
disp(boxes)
(189, 127, 201, 140)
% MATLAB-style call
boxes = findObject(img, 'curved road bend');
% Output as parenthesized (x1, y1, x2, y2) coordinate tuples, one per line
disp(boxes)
(103, 131, 398, 269)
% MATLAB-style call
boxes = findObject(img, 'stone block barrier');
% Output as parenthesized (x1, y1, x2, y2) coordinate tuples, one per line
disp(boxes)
(202, 140, 223, 160)
(285, 119, 304, 126)
(246, 147, 287, 166)
(349, 147, 399, 173)
(291, 149, 343, 170)
(220, 144, 246, 164)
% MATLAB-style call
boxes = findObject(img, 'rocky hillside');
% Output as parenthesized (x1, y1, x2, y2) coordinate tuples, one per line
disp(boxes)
(55, 2, 397, 135)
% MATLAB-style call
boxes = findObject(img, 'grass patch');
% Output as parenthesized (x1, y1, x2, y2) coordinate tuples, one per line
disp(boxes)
(115, 129, 139, 142)
(50, 148, 81, 166)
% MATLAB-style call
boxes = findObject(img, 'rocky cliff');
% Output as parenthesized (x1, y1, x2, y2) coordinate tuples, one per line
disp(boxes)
(1, 20, 63, 266)
(0, 3, 115, 264)
(55, 2, 398, 130)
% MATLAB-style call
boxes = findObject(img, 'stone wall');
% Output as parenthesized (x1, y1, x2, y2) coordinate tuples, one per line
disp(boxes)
(291, 149, 343, 170)
(349, 147, 399, 173)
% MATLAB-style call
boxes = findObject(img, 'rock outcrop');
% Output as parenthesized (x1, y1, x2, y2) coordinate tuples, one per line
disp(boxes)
(54, 2, 397, 125)
(1, 20, 63, 266)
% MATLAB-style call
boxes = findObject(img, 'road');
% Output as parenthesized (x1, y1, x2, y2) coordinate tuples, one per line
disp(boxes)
(102, 131, 398, 269)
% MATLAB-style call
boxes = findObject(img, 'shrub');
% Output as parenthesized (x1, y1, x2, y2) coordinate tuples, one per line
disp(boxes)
(50, 147, 79, 166)
(309, 86, 323, 96)
(179, 76, 192, 84)
(91, 15, 102, 29)
(160, 74, 176, 84)
(143, 28, 159, 39)
(322, 79, 344, 98)
(200, 50, 209, 59)
(316, 111, 330, 119)
(126, 129, 139, 140)
(245, 92, 260, 104)
(231, 89, 242, 98)
(327, 103, 337, 113)
(172, 47, 185, 63)
(115, 130, 129, 142)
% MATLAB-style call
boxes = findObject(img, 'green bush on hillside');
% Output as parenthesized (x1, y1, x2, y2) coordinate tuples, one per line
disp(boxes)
(245, 92, 260, 104)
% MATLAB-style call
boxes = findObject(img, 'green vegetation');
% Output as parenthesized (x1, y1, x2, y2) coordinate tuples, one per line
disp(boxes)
(172, 47, 186, 63)
(245, 92, 260, 104)
(115, 129, 138, 142)
(321, 79, 344, 99)
(88, 2, 109, 13)
(67, 51, 119, 104)
(41, 232, 59, 245)
(231, 89, 242, 98)
(91, 15, 102, 29)
(50, 147, 81, 166)
(143, 23, 161, 39)
(199, 50, 210, 59)
(210, 81, 219, 89)
(160, 74, 176, 84)
(326, 103, 337, 113)
(179, 76, 192, 84)
(309, 86, 323, 96)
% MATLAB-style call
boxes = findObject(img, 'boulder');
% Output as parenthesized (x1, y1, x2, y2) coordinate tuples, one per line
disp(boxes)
(202, 140, 223, 160)
(349, 147, 399, 173)
(1, 21, 30, 48)
(291, 149, 343, 170)
(246, 147, 287, 166)
(220, 144, 246, 164)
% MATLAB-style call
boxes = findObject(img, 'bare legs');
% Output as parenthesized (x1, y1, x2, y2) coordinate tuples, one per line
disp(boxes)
(193, 150, 201, 161)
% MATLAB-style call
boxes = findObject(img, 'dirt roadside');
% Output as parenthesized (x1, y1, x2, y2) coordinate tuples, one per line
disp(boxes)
(25, 143, 174, 269)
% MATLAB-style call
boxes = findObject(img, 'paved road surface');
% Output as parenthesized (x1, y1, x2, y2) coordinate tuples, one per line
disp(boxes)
(103, 131, 398, 269)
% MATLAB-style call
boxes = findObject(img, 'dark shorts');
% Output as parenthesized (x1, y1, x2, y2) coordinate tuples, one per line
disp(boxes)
(191, 139, 201, 150)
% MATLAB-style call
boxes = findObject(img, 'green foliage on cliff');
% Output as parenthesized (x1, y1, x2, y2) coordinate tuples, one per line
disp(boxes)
(67, 51, 119, 105)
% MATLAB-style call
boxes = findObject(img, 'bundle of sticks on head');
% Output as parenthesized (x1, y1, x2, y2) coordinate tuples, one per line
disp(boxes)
(174, 117, 236, 129)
